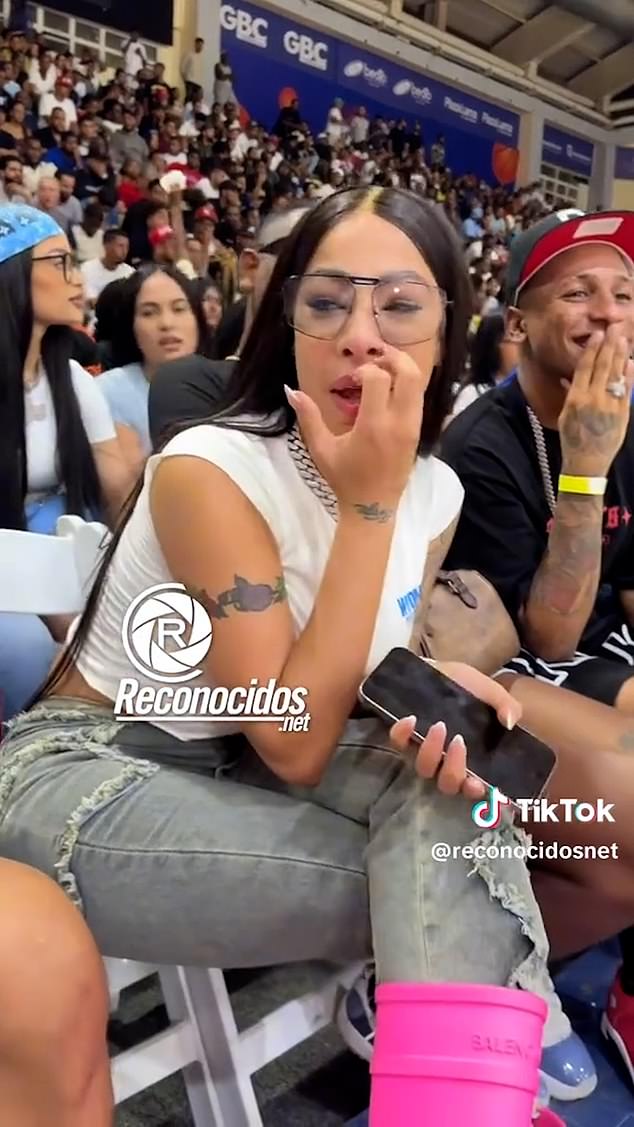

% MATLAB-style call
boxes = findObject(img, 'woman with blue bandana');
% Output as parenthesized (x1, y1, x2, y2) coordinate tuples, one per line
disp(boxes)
(0, 203, 133, 720)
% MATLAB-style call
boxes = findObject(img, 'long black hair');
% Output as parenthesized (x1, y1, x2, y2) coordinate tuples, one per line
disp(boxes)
(215, 186, 472, 453)
(34, 186, 472, 701)
(0, 247, 102, 530)
(105, 264, 214, 370)
(466, 312, 506, 390)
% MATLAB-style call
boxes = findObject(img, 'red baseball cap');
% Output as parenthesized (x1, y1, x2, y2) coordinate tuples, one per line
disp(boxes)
(149, 224, 175, 247)
(195, 205, 218, 223)
(507, 209, 634, 305)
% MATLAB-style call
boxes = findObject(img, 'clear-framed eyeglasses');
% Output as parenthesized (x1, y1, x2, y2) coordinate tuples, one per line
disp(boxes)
(282, 273, 448, 347)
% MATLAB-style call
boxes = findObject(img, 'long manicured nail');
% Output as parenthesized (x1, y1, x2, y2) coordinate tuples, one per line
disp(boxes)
(505, 711, 516, 731)
(428, 720, 446, 738)
(451, 734, 466, 753)
(284, 384, 300, 406)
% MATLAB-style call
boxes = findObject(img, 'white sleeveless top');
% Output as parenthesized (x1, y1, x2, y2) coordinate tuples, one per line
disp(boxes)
(76, 419, 464, 740)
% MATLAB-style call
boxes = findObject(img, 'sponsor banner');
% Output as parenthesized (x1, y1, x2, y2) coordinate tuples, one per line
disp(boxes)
(221, 1, 518, 144)
(337, 42, 518, 144)
(542, 124, 594, 177)
(616, 146, 634, 181)
(220, 1, 335, 77)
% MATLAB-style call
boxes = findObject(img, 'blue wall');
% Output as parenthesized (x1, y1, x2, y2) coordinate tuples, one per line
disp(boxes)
(220, 1, 520, 184)
(542, 124, 594, 178)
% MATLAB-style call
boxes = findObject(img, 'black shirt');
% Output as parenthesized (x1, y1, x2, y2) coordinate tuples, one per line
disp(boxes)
(148, 356, 236, 450)
(440, 378, 634, 653)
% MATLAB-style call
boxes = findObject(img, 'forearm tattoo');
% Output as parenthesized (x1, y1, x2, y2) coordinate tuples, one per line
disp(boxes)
(529, 495, 603, 618)
(186, 575, 287, 620)
(352, 502, 395, 524)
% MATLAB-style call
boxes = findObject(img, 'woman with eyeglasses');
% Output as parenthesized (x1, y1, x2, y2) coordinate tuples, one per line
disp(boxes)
(0, 189, 574, 1123)
(0, 202, 133, 720)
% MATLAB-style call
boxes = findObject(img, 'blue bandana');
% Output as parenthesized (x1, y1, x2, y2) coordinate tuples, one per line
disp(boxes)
(0, 203, 63, 263)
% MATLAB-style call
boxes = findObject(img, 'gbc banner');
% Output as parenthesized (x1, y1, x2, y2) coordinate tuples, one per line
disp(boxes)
(616, 147, 634, 181)
(221, 0, 520, 181)
(220, 2, 335, 77)
(542, 124, 594, 177)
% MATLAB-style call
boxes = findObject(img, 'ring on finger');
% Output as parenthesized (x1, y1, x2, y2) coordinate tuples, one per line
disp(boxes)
(606, 378, 628, 399)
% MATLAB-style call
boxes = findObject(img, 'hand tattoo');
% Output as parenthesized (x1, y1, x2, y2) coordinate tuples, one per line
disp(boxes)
(186, 575, 287, 620)
(352, 502, 395, 523)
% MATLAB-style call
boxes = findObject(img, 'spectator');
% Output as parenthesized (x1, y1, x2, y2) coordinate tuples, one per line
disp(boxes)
(21, 135, 56, 196)
(51, 170, 82, 234)
(71, 200, 104, 264)
(37, 105, 66, 150)
(35, 174, 60, 216)
(110, 107, 149, 171)
(97, 265, 206, 464)
(0, 153, 30, 203)
(196, 277, 223, 332)
(3, 98, 27, 144)
(74, 142, 117, 208)
(122, 30, 148, 78)
(117, 157, 145, 208)
(44, 129, 80, 174)
(39, 74, 77, 127)
(213, 50, 237, 106)
(181, 36, 205, 103)
(27, 47, 57, 96)
(80, 227, 134, 308)
(0, 203, 132, 715)
(447, 312, 519, 420)
(149, 219, 196, 279)
(148, 202, 322, 444)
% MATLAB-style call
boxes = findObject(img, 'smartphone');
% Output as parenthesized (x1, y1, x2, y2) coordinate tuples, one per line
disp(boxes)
(358, 647, 556, 803)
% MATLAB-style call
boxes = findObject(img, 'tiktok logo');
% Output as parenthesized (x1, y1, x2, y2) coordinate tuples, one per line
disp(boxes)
(471, 786, 511, 829)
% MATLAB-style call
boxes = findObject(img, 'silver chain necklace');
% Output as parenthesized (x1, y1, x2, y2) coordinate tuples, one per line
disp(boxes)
(286, 424, 338, 519)
(526, 406, 557, 517)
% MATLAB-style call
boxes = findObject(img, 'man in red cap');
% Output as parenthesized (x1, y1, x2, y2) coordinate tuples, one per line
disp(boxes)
(149, 223, 196, 279)
(39, 74, 77, 127)
(441, 208, 634, 1084)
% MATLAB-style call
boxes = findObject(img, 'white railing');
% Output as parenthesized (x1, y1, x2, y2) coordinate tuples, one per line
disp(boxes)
(2, 1, 160, 70)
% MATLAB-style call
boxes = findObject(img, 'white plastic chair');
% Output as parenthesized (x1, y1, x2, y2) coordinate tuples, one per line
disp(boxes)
(0, 515, 362, 1125)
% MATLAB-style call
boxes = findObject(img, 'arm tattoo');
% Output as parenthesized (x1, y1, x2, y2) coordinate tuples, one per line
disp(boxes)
(186, 575, 287, 620)
(527, 495, 603, 619)
(618, 729, 634, 755)
(352, 502, 395, 524)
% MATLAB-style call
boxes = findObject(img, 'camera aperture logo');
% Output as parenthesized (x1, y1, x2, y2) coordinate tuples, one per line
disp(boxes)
(115, 583, 310, 729)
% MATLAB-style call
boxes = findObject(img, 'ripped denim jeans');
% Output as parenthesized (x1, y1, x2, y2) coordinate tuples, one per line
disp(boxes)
(0, 699, 569, 1043)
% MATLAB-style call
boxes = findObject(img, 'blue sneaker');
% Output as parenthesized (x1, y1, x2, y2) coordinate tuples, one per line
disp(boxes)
(539, 1031, 597, 1101)
(337, 964, 375, 1061)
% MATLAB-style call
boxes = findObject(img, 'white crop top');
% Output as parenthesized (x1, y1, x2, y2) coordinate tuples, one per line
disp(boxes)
(76, 419, 464, 740)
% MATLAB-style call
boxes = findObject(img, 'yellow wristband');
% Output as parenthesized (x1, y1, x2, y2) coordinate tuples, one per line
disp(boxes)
(558, 474, 607, 497)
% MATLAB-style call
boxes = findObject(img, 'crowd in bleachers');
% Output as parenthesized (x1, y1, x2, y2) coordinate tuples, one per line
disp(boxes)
(0, 24, 560, 337)
(1, 18, 634, 1127)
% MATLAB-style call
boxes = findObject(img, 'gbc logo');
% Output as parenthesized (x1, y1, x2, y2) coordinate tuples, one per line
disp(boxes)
(220, 5, 268, 48)
(283, 30, 328, 70)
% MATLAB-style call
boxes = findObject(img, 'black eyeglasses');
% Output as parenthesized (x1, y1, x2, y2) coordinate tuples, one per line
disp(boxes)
(32, 251, 77, 283)
(282, 273, 448, 346)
